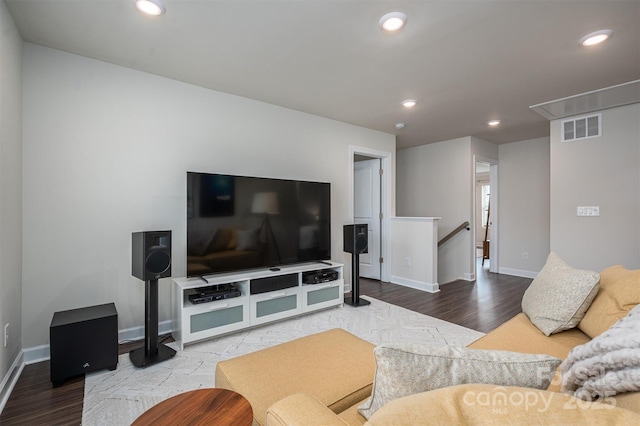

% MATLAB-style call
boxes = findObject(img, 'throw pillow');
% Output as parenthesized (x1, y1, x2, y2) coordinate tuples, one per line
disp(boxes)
(561, 304, 640, 400)
(521, 252, 600, 336)
(236, 228, 261, 251)
(578, 265, 640, 338)
(207, 228, 233, 252)
(357, 344, 561, 420)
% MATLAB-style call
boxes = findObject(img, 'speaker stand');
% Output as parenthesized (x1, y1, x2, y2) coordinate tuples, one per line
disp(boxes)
(130, 279, 176, 368)
(344, 253, 370, 307)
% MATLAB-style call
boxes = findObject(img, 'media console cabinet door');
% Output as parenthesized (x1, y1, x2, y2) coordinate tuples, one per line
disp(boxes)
(183, 298, 250, 345)
(250, 287, 302, 325)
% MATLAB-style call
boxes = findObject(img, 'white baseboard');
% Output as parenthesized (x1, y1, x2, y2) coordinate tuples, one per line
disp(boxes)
(0, 350, 25, 414)
(117, 319, 174, 344)
(390, 276, 440, 293)
(463, 273, 475, 281)
(22, 319, 174, 366)
(498, 267, 538, 279)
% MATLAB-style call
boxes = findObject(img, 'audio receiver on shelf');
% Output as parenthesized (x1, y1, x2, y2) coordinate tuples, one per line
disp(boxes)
(188, 284, 241, 304)
(302, 269, 339, 285)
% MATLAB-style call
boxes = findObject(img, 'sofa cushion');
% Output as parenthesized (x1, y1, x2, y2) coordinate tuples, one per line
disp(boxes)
(357, 344, 561, 420)
(215, 328, 375, 426)
(578, 265, 640, 338)
(364, 384, 640, 425)
(521, 252, 600, 336)
(468, 312, 591, 392)
(266, 393, 350, 426)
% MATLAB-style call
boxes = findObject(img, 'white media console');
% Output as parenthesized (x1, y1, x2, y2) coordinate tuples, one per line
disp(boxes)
(172, 262, 344, 349)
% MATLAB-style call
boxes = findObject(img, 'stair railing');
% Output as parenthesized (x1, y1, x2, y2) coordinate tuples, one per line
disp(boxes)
(438, 221, 470, 247)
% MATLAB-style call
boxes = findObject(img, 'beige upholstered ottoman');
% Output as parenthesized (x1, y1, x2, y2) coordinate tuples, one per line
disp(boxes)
(215, 328, 376, 426)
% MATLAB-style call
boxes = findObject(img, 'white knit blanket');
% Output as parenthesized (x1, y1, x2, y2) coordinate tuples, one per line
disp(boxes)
(560, 304, 640, 400)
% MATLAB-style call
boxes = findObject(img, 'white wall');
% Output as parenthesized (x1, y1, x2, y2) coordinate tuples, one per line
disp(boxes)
(0, 0, 23, 396)
(550, 104, 640, 271)
(498, 137, 550, 276)
(389, 217, 439, 292)
(396, 137, 472, 284)
(21, 44, 395, 349)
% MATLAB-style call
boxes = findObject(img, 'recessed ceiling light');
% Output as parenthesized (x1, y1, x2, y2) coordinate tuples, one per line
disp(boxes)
(402, 99, 417, 108)
(136, 0, 166, 16)
(395, 123, 406, 130)
(580, 30, 612, 47)
(379, 12, 407, 32)
(487, 120, 501, 126)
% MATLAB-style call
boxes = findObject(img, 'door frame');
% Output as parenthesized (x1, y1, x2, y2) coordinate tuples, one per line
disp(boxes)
(354, 158, 382, 280)
(349, 145, 393, 283)
(473, 155, 499, 277)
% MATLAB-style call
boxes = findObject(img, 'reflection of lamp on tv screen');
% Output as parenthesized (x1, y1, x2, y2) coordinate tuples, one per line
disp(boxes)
(251, 192, 281, 264)
(186, 172, 331, 278)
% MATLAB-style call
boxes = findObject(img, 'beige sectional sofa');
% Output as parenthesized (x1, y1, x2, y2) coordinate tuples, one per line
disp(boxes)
(215, 258, 640, 424)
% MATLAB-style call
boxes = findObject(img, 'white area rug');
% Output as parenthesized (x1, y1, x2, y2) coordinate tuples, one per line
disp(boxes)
(82, 296, 484, 425)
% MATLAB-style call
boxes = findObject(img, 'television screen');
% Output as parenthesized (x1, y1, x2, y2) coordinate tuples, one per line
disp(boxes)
(186, 172, 331, 277)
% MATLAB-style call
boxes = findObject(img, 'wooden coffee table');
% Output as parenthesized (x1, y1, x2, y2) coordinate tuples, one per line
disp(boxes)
(132, 388, 253, 426)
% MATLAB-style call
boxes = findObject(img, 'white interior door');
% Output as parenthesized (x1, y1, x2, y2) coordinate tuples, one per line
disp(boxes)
(354, 159, 381, 279)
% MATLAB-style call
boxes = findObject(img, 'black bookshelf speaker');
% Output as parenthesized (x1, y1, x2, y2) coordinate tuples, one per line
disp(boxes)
(132, 230, 172, 281)
(343, 224, 368, 254)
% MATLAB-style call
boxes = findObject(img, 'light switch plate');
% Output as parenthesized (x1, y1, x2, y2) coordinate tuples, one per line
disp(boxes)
(577, 206, 600, 217)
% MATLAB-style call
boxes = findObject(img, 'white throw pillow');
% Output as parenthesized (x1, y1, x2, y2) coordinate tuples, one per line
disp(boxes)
(522, 252, 600, 336)
(357, 344, 561, 420)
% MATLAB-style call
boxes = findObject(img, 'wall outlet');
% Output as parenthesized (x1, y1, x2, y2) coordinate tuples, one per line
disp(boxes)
(522, 252, 529, 260)
(405, 257, 411, 266)
(4, 323, 8, 348)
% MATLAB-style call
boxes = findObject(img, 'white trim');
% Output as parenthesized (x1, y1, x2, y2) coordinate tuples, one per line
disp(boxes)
(489, 164, 499, 273)
(0, 351, 24, 413)
(391, 216, 441, 222)
(118, 319, 173, 344)
(391, 276, 440, 293)
(498, 267, 538, 279)
(463, 272, 475, 281)
(21, 319, 174, 365)
(349, 145, 393, 283)
(23, 344, 49, 365)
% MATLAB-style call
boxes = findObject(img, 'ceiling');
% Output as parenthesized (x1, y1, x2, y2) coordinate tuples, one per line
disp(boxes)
(6, 0, 640, 150)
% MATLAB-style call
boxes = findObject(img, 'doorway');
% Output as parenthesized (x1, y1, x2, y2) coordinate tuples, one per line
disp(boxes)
(474, 157, 498, 276)
(354, 156, 381, 280)
(349, 146, 392, 285)
(476, 162, 491, 269)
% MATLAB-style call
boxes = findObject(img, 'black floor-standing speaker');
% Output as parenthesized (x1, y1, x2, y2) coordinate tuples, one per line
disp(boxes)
(343, 224, 370, 307)
(130, 230, 176, 368)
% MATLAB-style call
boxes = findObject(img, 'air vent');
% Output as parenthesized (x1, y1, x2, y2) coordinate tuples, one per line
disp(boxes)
(562, 113, 601, 142)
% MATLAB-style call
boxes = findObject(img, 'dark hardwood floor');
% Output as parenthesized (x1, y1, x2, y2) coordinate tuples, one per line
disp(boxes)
(359, 259, 531, 333)
(0, 258, 530, 425)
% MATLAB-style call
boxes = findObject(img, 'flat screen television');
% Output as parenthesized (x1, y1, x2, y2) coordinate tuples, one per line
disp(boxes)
(186, 172, 331, 277)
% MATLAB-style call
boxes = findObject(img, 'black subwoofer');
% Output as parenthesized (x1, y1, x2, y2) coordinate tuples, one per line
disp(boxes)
(343, 224, 368, 254)
(50, 303, 118, 387)
(132, 230, 172, 280)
